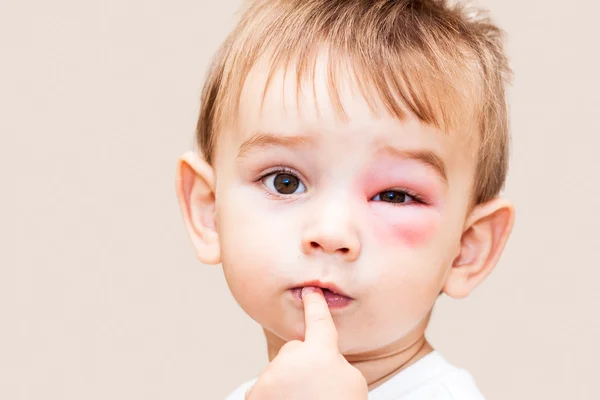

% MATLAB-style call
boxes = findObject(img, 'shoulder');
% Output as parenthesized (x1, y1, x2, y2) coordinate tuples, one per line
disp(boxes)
(369, 352, 486, 400)
(417, 367, 486, 400)
(224, 378, 257, 400)
(223, 353, 485, 400)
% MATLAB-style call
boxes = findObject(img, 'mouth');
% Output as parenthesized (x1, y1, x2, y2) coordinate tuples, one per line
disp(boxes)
(290, 281, 353, 309)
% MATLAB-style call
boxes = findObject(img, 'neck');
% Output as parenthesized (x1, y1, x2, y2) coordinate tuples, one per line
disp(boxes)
(263, 317, 433, 390)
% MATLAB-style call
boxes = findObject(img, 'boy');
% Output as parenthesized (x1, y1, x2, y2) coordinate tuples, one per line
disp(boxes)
(176, 0, 514, 398)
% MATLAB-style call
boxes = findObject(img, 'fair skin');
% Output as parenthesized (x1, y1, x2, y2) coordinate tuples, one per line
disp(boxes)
(176, 55, 514, 397)
(245, 287, 369, 400)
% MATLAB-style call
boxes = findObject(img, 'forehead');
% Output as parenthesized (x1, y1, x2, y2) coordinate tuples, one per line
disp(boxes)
(238, 55, 381, 138)
(227, 54, 476, 164)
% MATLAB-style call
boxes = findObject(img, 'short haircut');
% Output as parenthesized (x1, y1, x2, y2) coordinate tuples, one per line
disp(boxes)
(196, 0, 512, 204)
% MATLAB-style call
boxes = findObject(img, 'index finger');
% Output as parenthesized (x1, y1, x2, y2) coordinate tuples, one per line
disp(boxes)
(302, 287, 338, 348)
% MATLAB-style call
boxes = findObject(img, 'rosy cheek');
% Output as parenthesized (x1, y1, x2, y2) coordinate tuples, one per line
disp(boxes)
(370, 206, 439, 248)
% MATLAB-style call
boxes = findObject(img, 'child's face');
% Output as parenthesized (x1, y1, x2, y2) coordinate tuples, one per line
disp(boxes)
(206, 57, 480, 354)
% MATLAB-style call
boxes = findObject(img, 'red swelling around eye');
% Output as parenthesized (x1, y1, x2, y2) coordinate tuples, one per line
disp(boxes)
(370, 205, 440, 248)
(361, 164, 442, 207)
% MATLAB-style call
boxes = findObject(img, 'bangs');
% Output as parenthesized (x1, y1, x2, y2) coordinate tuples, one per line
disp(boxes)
(197, 0, 510, 204)
(209, 0, 485, 147)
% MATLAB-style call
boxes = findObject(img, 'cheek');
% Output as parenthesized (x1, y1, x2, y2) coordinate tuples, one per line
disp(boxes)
(216, 191, 309, 341)
(370, 205, 440, 248)
(218, 218, 283, 326)
(216, 191, 270, 278)
(215, 186, 299, 303)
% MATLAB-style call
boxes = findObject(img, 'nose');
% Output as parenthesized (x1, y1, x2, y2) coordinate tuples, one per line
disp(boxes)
(300, 197, 361, 262)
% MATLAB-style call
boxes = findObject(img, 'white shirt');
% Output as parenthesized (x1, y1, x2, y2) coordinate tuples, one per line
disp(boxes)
(225, 351, 486, 400)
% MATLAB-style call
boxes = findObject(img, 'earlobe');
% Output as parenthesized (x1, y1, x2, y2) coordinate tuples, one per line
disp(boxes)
(175, 151, 221, 265)
(443, 198, 515, 299)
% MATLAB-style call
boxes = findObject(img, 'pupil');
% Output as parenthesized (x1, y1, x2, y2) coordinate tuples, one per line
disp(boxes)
(274, 174, 299, 194)
(382, 191, 405, 203)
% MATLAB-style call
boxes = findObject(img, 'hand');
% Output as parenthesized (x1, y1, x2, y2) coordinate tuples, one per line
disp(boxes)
(245, 287, 368, 400)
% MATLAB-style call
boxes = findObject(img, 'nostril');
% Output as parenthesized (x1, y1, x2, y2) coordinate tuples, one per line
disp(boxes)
(308, 242, 351, 254)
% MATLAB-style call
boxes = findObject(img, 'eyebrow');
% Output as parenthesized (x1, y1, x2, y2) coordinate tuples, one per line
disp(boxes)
(237, 132, 315, 159)
(237, 132, 448, 184)
(377, 145, 448, 184)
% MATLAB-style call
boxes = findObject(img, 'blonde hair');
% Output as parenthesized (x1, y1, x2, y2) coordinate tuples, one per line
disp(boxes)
(196, 0, 512, 204)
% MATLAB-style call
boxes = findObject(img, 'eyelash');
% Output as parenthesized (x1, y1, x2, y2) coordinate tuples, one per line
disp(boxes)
(256, 167, 428, 205)
(256, 167, 301, 185)
(256, 166, 305, 198)
(383, 189, 428, 206)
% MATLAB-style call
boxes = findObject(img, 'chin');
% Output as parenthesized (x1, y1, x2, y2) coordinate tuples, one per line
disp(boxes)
(255, 309, 307, 341)
(267, 317, 369, 352)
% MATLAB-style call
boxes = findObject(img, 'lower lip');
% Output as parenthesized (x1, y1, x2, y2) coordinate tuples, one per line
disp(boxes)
(291, 287, 353, 308)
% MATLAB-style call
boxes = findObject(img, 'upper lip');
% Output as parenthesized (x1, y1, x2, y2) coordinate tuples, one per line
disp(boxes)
(292, 280, 352, 298)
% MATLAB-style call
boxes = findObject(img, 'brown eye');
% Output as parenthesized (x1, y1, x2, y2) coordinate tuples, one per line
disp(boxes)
(263, 171, 306, 195)
(274, 174, 299, 194)
(374, 190, 412, 203)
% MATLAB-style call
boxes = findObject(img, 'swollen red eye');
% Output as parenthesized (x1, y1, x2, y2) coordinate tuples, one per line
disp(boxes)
(373, 190, 413, 204)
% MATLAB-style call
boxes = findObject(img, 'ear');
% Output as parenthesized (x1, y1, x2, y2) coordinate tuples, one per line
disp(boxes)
(443, 197, 515, 299)
(175, 151, 220, 265)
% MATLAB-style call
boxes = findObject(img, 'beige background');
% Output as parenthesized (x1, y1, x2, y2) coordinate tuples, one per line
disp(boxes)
(4, 0, 599, 399)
